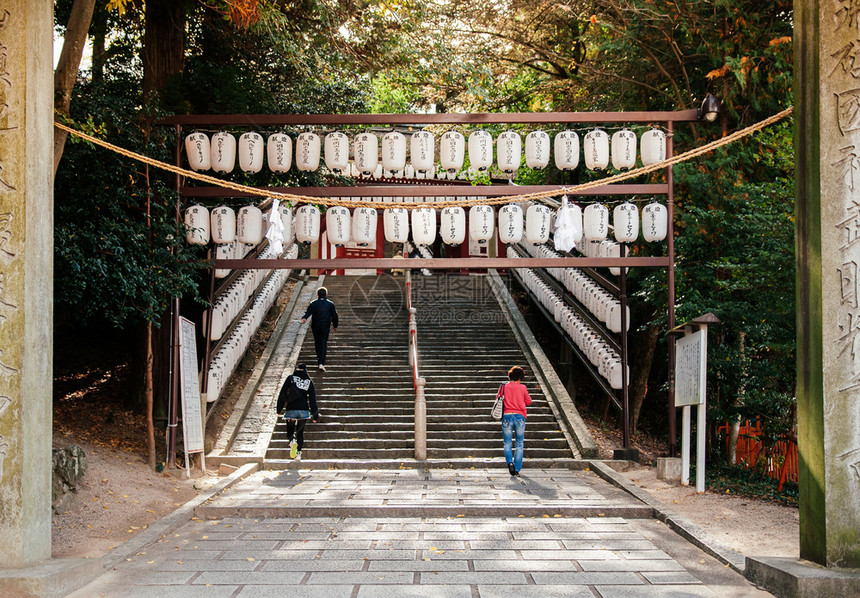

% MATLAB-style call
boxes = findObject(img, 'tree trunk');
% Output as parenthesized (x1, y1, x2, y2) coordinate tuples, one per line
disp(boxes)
(90, 5, 108, 83)
(143, 0, 187, 101)
(629, 322, 659, 433)
(146, 320, 156, 470)
(53, 0, 97, 176)
(727, 416, 741, 465)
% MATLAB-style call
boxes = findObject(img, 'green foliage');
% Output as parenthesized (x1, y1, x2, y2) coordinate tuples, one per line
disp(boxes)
(704, 462, 798, 507)
(369, 73, 419, 114)
(55, 78, 205, 327)
(670, 121, 795, 443)
(54, 0, 374, 331)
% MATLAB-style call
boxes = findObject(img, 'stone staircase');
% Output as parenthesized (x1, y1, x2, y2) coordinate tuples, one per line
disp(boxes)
(266, 274, 416, 464)
(414, 274, 577, 463)
(265, 272, 576, 467)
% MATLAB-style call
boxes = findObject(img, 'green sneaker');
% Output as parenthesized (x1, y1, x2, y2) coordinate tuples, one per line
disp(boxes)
(290, 440, 298, 459)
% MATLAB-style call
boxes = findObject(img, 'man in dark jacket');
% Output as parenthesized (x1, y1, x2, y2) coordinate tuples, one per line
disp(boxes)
(301, 286, 338, 371)
(275, 363, 319, 460)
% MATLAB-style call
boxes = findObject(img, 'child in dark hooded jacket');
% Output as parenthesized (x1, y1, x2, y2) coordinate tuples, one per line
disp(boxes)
(276, 363, 319, 459)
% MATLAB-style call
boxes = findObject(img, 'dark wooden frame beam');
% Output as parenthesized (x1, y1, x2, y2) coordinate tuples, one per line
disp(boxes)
(158, 110, 700, 127)
(212, 257, 671, 270)
(180, 183, 669, 199)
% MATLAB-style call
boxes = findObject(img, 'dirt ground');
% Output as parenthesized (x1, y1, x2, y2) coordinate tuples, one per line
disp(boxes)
(617, 465, 799, 559)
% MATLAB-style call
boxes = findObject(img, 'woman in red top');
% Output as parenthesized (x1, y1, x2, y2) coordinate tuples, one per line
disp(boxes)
(498, 366, 532, 476)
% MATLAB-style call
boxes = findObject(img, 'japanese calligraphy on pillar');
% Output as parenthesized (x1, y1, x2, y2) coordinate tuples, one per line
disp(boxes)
(0, 7, 20, 486)
(827, 0, 860, 485)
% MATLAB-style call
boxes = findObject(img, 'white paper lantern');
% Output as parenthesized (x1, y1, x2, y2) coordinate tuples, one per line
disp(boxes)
(611, 129, 637, 171)
(352, 207, 377, 246)
(498, 204, 524, 244)
(382, 132, 407, 174)
(497, 130, 522, 175)
(439, 131, 465, 173)
(354, 132, 379, 175)
(295, 205, 321, 244)
(412, 206, 437, 246)
(569, 203, 583, 244)
(440, 207, 466, 245)
(210, 206, 236, 244)
(239, 132, 264, 173)
(267, 133, 292, 173)
(642, 202, 668, 242)
(583, 203, 609, 241)
(384, 207, 409, 243)
(326, 206, 351, 246)
(214, 242, 233, 278)
(211, 131, 236, 174)
(403, 165, 415, 179)
(613, 202, 639, 243)
(526, 204, 552, 244)
(411, 131, 435, 173)
(237, 206, 264, 245)
(469, 205, 494, 244)
(324, 132, 350, 173)
(641, 129, 667, 166)
(554, 130, 580, 170)
(583, 129, 610, 171)
(278, 204, 293, 245)
(295, 132, 321, 171)
(525, 130, 550, 170)
(185, 133, 211, 171)
(185, 204, 210, 245)
(468, 130, 493, 171)
(603, 240, 624, 276)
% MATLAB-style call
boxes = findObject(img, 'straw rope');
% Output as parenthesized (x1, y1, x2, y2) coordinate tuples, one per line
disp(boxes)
(53, 105, 793, 210)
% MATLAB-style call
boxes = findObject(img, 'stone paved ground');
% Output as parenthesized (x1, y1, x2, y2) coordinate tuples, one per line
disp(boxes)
(66, 469, 773, 597)
(195, 469, 651, 519)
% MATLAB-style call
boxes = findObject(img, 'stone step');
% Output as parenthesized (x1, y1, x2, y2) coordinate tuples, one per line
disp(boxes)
(272, 424, 565, 436)
(262, 457, 584, 470)
(263, 274, 575, 467)
(267, 446, 573, 460)
(271, 435, 569, 448)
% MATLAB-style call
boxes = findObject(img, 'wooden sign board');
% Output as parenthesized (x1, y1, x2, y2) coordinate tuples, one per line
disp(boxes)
(179, 318, 205, 472)
(674, 329, 707, 407)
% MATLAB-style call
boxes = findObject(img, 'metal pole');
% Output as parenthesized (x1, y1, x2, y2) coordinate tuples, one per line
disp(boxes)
(620, 243, 630, 449)
(415, 377, 427, 460)
(696, 324, 709, 493)
(666, 120, 678, 457)
(167, 124, 183, 467)
(408, 306, 416, 371)
(681, 405, 691, 485)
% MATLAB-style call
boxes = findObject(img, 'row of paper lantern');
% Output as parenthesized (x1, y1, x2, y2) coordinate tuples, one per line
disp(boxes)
(206, 253, 296, 402)
(517, 243, 630, 330)
(209, 243, 292, 339)
(184, 128, 667, 176)
(187, 200, 668, 250)
(518, 267, 627, 390)
(187, 203, 296, 248)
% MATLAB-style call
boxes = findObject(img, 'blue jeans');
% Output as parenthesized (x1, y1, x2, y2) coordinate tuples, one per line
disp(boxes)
(501, 413, 526, 472)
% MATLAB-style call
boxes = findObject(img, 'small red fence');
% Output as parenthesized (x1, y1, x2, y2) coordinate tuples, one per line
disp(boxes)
(717, 419, 798, 491)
